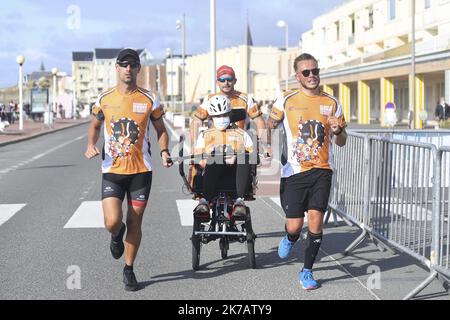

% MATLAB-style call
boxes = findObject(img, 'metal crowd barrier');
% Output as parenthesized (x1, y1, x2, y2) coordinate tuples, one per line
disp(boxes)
(436, 146, 450, 281)
(367, 137, 436, 268)
(329, 131, 450, 299)
(355, 129, 450, 148)
(328, 132, 369, 229)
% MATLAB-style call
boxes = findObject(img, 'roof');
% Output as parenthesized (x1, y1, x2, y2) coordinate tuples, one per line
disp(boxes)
(29, 71, 52, 81)
(95, 48, 122, 59)
(95, 48, 144, 60)
(72, 52, 93, 62)
(244, 23, 253, 46)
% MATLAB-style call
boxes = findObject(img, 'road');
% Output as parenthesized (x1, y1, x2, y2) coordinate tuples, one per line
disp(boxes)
(0, 123, 448, 300)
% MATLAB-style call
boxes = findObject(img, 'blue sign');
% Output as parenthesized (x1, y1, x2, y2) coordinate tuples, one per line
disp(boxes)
(385, 102, 396, 110)
(31, 88, 48, 113)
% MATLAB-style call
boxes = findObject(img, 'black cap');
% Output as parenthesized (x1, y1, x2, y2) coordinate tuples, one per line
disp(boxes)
(116, 48, 140, 63)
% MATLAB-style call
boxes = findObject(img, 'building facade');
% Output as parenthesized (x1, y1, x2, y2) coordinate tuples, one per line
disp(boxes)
(71, 48, 160, 105)
(180, 45, 284, 107)
(298, 0, 450, 127)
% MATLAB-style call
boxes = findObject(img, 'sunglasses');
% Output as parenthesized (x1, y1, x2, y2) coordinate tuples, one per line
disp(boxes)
(217, 77, 235, 83)
(117, 61, 140, 69)
(299, 68, 320, 77)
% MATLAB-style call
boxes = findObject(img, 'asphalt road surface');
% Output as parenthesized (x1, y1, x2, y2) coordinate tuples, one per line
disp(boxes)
(0, 123, 448, 300)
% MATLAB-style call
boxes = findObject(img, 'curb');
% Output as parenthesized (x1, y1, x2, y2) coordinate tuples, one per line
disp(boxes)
(0, 119, 91, 147)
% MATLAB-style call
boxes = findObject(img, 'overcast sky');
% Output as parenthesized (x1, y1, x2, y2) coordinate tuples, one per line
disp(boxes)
(0, 0, 344, 87)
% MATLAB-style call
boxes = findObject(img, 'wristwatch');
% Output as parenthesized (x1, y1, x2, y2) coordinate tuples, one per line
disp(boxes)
(333, 127, 343, 136)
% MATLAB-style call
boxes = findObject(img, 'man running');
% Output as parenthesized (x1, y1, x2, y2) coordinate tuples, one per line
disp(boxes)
(267, 53, 347, 290)
(85, 48, 173, 291)
(190, 65, 270, 157)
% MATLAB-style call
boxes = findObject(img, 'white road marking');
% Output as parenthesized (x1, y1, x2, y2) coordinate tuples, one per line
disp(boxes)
(64, 201, 104, 228)
(319, 246, 381, 300)
(176, 199, 196, 226)
(257, 180, 281, 184)
(0, 135, 86, 175)
(0, 204, 26, 227)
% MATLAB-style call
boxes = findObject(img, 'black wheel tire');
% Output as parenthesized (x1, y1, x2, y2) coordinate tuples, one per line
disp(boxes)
(192, 220, 201, 271)
(247, 238, 256, 269)
(245, 213, 256, 269)
(192, 237, 201, 270)
(220, 238, 228, 259)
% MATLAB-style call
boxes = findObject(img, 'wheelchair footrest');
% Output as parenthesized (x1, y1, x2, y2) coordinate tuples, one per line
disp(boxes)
(194, 231, 247, 237)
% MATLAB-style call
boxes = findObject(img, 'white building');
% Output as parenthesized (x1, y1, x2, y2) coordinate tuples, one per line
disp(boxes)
(299, 0, 450, 127)
(168, 24, 289, 111)
(72, 48, 154, 105)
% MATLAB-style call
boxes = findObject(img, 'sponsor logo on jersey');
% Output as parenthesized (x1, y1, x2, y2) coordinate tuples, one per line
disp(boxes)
(288, 106, 308, 111)
(320, 105, 333, 116)
(133, 103, 147, 114)
(103, 104, 120, 109)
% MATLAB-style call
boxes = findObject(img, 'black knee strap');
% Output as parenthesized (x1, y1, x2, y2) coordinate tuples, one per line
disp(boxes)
(307, 231, 323, 243)
(285, 225, 300, 242)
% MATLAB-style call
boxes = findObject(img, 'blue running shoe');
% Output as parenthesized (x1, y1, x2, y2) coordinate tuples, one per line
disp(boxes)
(278, 235, 295, 259)
(299, 268, 319, 290)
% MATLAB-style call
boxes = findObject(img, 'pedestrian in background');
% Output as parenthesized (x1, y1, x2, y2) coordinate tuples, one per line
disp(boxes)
(435, 97, 450, 122)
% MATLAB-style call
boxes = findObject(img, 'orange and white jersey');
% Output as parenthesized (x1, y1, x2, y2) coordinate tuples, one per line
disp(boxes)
(92, 87, 164, 174)
(193, 91, 261, 129)
(194, 125, 254, 155)
(270, 90, 347, 178)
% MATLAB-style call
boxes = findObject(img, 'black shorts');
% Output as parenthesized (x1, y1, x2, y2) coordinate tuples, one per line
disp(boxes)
(280, 168, 332, 219)
(102, 172, 152, 208)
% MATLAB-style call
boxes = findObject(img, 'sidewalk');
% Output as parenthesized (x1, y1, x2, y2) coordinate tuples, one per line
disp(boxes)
(0, 117, 91, 147)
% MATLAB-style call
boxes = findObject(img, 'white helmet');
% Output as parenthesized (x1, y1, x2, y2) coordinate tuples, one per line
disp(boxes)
(207, 95, 231, 116)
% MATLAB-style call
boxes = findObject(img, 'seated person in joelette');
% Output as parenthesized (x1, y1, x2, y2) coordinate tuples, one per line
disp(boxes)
(193, 95, 254, 221)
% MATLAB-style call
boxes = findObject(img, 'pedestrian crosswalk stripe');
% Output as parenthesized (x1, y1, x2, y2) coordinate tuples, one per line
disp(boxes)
(64, 201, 104, 228)
(176, 199, 196, 226)
(0, 204, 26, 227)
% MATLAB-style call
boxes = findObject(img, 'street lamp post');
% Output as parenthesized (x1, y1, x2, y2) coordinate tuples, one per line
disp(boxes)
(166, 48, 175, 111)
(176, 14, 186, 126)
(410, 0, 416, 129)
(210, 0, 216, 93)
(16, 55, 25, 131)
(51, 67, 58, 128)
(277, 20, 289, 91)
(72, 79, 77, 120)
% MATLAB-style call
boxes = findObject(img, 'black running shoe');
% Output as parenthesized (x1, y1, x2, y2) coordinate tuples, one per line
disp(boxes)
(193, 198, 210, 222)
(110, 223, 125, 259)
(232, 198, 247, 221)
(123, 269, 139, 291)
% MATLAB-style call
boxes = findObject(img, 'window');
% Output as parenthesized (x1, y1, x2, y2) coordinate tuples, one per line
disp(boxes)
(425, 0, 431, 9)
(389, 0, 396, 20)
(336, 22, 340, 41)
